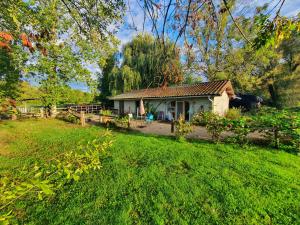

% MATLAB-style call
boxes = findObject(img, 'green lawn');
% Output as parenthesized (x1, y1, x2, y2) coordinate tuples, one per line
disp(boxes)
(1, 119, 300, 224)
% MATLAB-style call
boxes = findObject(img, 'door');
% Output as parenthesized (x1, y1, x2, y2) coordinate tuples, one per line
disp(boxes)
(176, 101, 184, 119)
(184, 101, 190, 121)
(119, 100, 124, 115)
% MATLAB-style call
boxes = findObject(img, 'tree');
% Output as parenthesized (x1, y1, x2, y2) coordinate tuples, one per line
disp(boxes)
(108, 65, 141, 96)
(122, 34, 183, 88)
(0, 0, 125, 111)
(98, 34, 183, 96)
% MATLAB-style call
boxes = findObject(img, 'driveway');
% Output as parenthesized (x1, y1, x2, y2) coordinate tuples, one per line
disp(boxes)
(129, 120, 230, 140)
(89, 116, 264, 142)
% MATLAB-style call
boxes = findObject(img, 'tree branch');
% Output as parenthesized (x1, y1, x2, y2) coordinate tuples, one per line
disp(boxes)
(223, 0, 252, 45)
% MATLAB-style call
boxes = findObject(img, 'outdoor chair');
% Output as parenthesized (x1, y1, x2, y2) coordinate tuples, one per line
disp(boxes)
(145, 113, 154, 124)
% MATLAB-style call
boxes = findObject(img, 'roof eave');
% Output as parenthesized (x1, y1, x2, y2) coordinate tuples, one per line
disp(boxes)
(110, 94, 220, 101)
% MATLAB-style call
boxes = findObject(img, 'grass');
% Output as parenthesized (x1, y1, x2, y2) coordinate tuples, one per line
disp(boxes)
(0, 119, 300, 224)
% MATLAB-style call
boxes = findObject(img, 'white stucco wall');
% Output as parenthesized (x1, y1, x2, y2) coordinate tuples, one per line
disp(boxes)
(213, 91, 229, 116)
(189, 98, 212, 118)
(113, 93, 229, 119)
(124, 101, 136, 114)
(114, 101, 119, 111)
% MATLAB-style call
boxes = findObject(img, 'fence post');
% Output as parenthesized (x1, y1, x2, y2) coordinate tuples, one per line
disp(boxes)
(128, 116, 131, 128)
(99, 109, 103, 123)
(40, 108, 44, 118)
(11, 114, 17, 120)
(80, 111, 85, 126)
(171, 119, 175, 133)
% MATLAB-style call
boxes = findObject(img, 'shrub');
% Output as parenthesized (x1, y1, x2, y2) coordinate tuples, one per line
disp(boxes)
(100, 110, 112, 116)
(253, 107, 300, 149)
(193, 112, 227, 142)
(225, 108, 242, 120)
(228, 117, 252, 145)
(113, 115, 130, 128)
(206, 113, 228, 142)
(192, 111, 211, 126)
(57, 112, 80, 124)
(175, 115, 193, 141)
(0, 131, 113, 223)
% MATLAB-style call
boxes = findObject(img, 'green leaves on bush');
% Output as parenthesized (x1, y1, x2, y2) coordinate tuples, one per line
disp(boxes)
(225, 108, 242, 120)
(113, 115, 130, 128)
(175, 115, 193, 141)
(192, 108, 300, 150)
(0, 130, 113, 223)
(252, 107, 300, 150)
(100, 110, 112, 116)
(228, 118, 252, 145)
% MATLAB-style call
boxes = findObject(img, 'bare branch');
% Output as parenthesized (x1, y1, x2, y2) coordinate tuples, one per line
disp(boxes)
(223, 0, 252, 45)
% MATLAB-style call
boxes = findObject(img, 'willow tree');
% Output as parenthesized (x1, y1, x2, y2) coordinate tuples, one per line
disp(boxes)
(122, 34, 183, 88)
(99, 34, 183, 96)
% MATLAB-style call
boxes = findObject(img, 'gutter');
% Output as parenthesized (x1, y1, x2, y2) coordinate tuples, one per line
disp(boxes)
(208, 95, 214, 111)
(110, 94, 220, 101)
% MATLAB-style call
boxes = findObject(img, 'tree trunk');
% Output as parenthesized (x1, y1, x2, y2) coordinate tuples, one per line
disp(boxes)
(50, 105, 57, 118)
(268, 84, 280, 108)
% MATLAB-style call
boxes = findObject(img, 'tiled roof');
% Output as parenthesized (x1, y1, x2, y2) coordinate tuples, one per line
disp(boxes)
(110, 80, 234, 100)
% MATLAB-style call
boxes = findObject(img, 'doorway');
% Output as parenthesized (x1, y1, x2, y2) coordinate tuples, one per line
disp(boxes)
(176, 101, 190, 121)
(176, 101, 184, 119)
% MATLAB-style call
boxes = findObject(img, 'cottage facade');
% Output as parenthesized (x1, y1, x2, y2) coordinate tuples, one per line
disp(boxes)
(110, 80, 234, 121)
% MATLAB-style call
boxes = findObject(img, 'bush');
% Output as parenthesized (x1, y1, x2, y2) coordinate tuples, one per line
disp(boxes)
(193, 112, 227, 142)
(100, 110, 112, 116)
(206, 114, 228, 142)
(57, 112, 80, 124)
(113, 115, 130, 128)
(192, 112, 211, 126)
(225, 108, 242, 120)
(228, 117, 252, 145)
(175, 115, 193, 141)
(253, 107, 300, 150)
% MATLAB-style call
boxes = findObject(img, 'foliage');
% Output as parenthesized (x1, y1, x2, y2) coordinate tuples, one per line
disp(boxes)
(122, 34, 183, 88)
(108, 65, 141, 96)
(0, 0, 125, 107)
(113, 115, 130, 129)
(227, 117, 252, 145)
(192, 112, 227, 142)
(225, 107, 242, 120)
(192, 111, 210, 126)
(0, 98, 18, 120)
(100, 110, 112, 116)
(193, 107, 300, 150)
(0, 129, 113, 223)
(99, 34, 183, 96)
(57, 112, 80, 124)
(1, 119, 300, 224)
(175, 115, 193, 141)
(253, 107, 300, 149)
(254, 15, 300, 49)
(204, 113, 228, 142)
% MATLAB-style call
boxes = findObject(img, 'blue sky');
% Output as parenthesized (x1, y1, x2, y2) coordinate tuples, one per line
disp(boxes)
(116, 0, 300, 47)
(73, 0, 300, 92)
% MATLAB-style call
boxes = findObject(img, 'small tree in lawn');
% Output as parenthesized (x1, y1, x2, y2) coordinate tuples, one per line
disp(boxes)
(175, 115, 193, 141)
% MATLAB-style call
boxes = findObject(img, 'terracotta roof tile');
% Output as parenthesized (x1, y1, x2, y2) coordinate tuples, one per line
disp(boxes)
(110, 80, 234, 100)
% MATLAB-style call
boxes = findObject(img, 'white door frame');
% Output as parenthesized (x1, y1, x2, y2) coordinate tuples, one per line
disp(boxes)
(175, 100, 191, 121)
(175, 101, 184, 120)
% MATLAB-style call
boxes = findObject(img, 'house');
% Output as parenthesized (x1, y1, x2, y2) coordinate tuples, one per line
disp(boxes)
(110, 80, 234, 121)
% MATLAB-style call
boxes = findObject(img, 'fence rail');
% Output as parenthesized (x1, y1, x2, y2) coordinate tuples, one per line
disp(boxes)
(17, 104, 118, 115)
